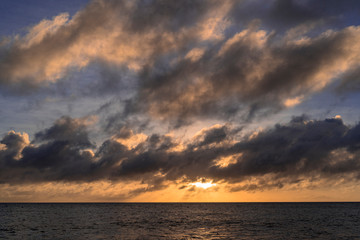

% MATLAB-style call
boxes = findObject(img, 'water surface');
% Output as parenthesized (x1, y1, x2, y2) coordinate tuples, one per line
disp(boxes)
(1, 203, 359, 239)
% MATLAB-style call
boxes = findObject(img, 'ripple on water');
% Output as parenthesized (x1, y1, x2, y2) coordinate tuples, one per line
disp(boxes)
(0, 203, 360, 239)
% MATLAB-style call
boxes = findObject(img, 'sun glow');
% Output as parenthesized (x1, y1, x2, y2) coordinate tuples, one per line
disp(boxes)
(190, 181, 217, 189)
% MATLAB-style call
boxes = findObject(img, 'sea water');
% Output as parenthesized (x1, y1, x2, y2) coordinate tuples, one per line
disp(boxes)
(1, 203, 359, 239)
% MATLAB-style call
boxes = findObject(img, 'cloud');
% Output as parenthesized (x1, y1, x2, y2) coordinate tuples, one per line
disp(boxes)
(1, 0, 360, 125)
(1, 115, 360, 194)
(336, 66, 360, 93)
(131, 25, 360, 125)
(0, 131, 29, 161)
(34, 116, 95, 148)
(0, 116, 96, 183)
(230, 0, 360, 31)
(0, 0, 225, 93)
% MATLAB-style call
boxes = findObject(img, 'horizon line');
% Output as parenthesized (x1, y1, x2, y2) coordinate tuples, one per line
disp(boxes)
(1, 201, 360, 204)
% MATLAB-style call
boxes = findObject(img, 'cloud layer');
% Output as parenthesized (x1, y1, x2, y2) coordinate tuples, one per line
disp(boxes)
(2, 0, 360, 199)
(1, 0, 360, 123)
(1, 115, 360, 194)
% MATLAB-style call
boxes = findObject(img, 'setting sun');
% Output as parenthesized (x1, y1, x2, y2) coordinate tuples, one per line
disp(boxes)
(190, 180, 216, 189)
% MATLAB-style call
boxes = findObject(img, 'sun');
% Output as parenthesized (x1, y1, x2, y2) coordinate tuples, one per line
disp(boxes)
(190, 180, 216, 189)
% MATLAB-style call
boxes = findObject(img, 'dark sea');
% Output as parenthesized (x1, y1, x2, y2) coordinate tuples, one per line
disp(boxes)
(0, 203, 359, 239)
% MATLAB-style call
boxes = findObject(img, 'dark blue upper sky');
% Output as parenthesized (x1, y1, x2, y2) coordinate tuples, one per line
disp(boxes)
(0, 0, 89, 36)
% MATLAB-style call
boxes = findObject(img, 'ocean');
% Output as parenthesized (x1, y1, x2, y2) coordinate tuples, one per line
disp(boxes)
(0, 203, 359, 239)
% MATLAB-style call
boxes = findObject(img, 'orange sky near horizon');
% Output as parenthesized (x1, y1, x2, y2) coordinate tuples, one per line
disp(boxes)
(1, 179, 360, 202)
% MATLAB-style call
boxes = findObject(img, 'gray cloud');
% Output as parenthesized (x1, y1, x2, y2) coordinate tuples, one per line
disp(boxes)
(1, 0, 360, 127)
(336, 67, 360, 93)
(34, 116, 94, 148)
(1, 115, 360, 193)
(129, 24, 360, 126)
(230, 0, 360, 31)
(0, 0, 222, 94)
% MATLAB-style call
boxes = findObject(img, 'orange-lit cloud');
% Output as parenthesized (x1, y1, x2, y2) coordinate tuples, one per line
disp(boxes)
(1, 114, 360, 202)
(0, 0, 226, 91)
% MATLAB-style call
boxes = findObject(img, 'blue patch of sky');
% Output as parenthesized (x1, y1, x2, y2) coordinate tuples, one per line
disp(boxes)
(0, 60, 137, 142)
(0, 0, 89, 36)
(289, 81, 360, 125)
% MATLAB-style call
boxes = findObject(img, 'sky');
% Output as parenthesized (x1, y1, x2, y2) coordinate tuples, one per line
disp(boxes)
(1, 0, 360, 202)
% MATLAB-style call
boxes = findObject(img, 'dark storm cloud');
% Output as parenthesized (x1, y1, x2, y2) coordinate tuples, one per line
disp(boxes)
(230, 0, 360, 31)
(1, 116, 360, 192)
(125, 0, 219, 32)
(336, 67, 360, 93)
(0, 131, 29, 163)
(188, 125, 230, 149)
(0, 117, 96, 183)
(229, 0, 315, 31)
(198, 126, 228, 146)
(34, 116, 94, 147)
(269, 0, 316, 26)
(217, 116, 351, 179)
